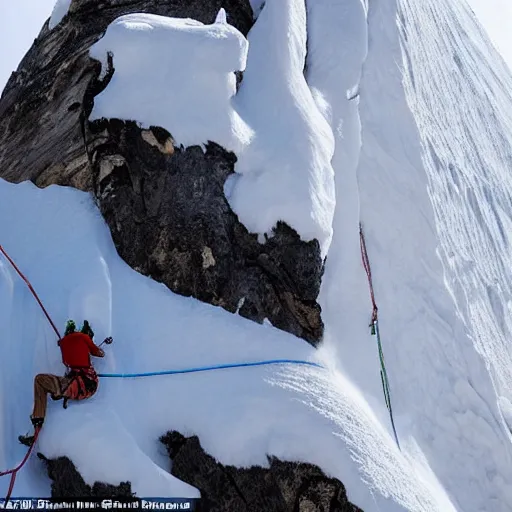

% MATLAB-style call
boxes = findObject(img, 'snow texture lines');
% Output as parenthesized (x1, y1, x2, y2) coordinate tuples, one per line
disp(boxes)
(399, 0, 512, 423)
(397, 0, 512, 509)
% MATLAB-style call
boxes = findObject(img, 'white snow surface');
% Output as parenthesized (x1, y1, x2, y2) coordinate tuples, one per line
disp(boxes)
(3, 0, 512, 510)
(317, 0, 512, 510)
(48, 0, 72, 29)
(89, 11, 252, 156)
(227, 0, 335, 258)
(0, 179, 453, 510)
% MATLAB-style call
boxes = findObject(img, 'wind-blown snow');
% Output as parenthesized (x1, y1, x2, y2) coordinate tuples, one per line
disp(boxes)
(48, 0, 72, 29)
(394, 0, 512, 507)
(315, 0, 512, 510)
(0, 179, 453, 510)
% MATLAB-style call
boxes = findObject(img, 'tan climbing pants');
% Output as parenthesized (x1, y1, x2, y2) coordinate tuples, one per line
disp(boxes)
(32, 373, 70, 421)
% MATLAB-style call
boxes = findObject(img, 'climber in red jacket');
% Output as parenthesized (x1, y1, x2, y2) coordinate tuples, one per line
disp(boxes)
(19, 320, 111, 447)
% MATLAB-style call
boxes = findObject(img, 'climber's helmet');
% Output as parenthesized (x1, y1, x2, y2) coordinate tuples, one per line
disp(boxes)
(64, 319, 76, 336)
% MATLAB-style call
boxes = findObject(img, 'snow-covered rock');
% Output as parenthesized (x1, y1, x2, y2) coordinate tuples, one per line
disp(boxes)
(0, 1, 325, 344)
(3, 0, 512, 510)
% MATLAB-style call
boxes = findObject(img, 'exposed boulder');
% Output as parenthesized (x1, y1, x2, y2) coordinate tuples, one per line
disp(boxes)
(160, 431, 363, 512)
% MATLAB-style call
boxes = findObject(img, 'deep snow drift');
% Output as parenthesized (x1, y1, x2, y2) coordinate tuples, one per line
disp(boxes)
(2, 0, 512, 510)
(227, 0, 336, 258)
(89, 10, 251, 155)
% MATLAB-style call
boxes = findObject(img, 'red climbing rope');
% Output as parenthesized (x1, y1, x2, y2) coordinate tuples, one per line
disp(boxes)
(359, 223, 378, 323)
(0, 427, 41, 501)
(0, 245, 62, 341)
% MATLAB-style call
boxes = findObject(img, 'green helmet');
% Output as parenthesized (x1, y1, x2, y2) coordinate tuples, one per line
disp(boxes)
(65, 320, 76, 336)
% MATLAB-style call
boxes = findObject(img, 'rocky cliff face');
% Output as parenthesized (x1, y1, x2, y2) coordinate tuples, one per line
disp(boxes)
(0, 0, 324, 345)
(0, 0, 345, 508)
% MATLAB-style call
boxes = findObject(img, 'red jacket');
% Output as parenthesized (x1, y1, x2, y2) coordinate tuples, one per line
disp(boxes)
(59, 332, 104, 368)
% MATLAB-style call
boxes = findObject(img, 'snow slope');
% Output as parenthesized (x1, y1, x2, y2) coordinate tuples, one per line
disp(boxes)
(395, 2, 512, 507)
(0, 179, 455, 510)
(2, 0, 512, 510)
(317, 0, 512, 510)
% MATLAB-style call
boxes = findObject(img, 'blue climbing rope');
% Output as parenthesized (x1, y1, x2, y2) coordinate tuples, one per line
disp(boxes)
(98, 359, 324, 378)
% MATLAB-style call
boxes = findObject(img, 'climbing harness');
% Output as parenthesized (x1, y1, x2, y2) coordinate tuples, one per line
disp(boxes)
(359, 223, 400, 449)
(0, 245, 62, 341)
(0, 427, 41, 502)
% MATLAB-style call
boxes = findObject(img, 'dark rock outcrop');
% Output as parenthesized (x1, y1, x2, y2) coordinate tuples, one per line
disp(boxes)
(161, 431, 362, 512)
(36, 453, 135, 499)
(87, 119, 324, 343)
(0, 0, 325, 344)
(35, 433, 363, 512)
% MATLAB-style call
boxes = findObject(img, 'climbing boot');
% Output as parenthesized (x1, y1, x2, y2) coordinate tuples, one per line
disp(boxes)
(19, 419, 43, 447)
